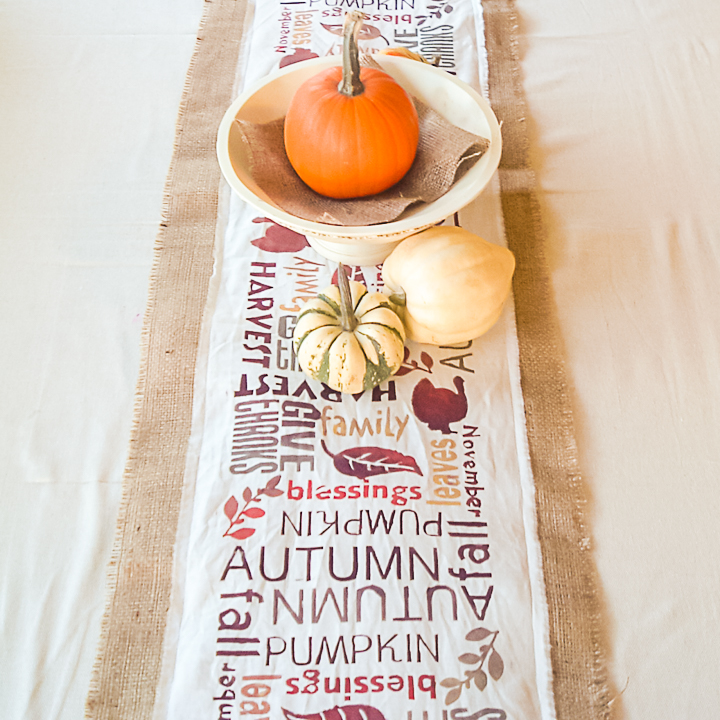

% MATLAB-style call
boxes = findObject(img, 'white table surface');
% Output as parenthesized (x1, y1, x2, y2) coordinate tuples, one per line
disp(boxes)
(2, 0, 719, 717)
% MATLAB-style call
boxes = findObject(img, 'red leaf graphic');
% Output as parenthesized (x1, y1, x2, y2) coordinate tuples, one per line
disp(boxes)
(242, 487, 253, 503)
(322, 440, 422, 480)
(243, 507, 265, 519)
(223, 496, 239, 522)
(230, 527, 255, 540)
(263, 488, 284, 497)
(260, 474, 284, 497)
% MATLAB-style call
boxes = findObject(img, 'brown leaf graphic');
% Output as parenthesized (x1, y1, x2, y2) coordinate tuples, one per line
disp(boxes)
(444, 686, 462, 705)
(459, 652, 482, 664)
(321, 440, 422, 480)
(488, 649, 504, 680)
(439, 678, 462, 688)
(473, 669, 488, 691)
(466, 627, 493, 641)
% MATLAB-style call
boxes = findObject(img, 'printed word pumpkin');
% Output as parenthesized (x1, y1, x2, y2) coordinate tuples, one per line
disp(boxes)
(382, 225, 516, 345)
(283, 11, 419, 199)
(294, 266, 406, 394)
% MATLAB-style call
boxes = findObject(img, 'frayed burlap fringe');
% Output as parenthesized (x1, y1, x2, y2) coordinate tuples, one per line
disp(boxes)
(482, 0, 616, 718)
(84, 1, 249, 717)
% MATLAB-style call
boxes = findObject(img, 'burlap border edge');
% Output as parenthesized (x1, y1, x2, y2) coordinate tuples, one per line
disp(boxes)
(85, 1, 249, 717)
(482, 1, 616, 718)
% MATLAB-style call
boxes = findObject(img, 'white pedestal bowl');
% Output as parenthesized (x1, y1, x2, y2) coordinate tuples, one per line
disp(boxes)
(216, 55, 502, 266)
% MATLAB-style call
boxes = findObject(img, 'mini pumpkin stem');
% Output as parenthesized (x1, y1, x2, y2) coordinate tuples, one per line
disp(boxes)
(337, 263, 358, 332)
(338, 11, 365, 97)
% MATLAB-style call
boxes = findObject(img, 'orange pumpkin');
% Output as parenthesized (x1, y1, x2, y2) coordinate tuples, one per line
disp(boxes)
(283, 11, 419, 199)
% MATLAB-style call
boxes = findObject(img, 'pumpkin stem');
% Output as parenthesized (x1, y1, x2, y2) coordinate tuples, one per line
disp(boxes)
(338, 11, 365, 97)
(337, 263, 358, 332)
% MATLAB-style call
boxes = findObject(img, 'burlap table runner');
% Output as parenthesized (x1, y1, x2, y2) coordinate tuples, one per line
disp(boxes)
(86, 1, 614, 718)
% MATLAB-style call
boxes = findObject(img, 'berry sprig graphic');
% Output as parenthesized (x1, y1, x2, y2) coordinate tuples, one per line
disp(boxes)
(395, 346, 434, 376)
(222, 475, 283, 540)
(417, 1, 454, 25)
(440, 627, 504, 705)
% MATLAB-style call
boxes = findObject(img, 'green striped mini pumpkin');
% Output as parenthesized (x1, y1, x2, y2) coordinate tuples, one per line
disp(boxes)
(294, 279, 406, 394)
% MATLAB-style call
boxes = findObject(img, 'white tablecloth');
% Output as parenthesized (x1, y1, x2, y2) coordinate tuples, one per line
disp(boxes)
(2, 0, 719, 717)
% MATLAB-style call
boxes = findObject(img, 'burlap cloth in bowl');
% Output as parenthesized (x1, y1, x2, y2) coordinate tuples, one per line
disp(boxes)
(233, 100, 490, 227)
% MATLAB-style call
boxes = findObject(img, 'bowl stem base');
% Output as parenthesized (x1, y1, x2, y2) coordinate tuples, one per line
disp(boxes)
(304, 233, 402, 266)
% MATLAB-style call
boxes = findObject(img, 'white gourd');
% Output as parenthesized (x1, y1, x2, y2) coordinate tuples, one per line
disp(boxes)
(381, 226, 516, 345)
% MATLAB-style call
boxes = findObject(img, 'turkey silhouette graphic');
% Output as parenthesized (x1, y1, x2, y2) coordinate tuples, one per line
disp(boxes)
(411, 376, 468, 434)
